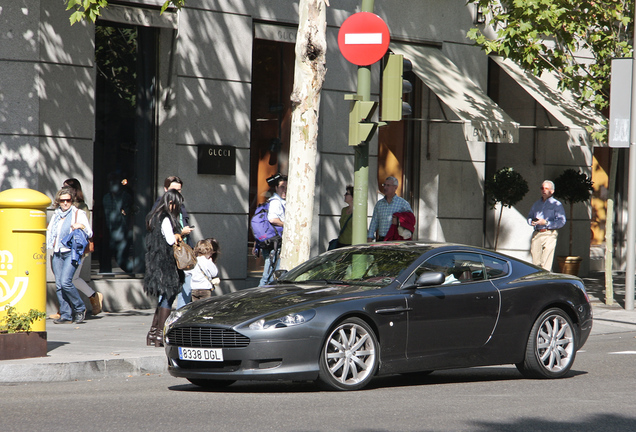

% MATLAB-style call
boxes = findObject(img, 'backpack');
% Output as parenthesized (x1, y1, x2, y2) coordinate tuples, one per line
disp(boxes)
(250, 200, 281, 248)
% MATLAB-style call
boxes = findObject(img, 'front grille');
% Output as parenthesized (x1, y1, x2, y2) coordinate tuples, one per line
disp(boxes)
(167, 327, 250, 348)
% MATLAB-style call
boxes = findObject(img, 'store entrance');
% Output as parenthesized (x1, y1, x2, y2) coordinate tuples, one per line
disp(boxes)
(93, 23, 158, 275)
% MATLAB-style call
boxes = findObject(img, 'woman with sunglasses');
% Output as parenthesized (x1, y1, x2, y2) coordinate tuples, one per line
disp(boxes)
(46, 187, 93, 324)
(337, 185, 354, 247)
(62, 178, 103, 316)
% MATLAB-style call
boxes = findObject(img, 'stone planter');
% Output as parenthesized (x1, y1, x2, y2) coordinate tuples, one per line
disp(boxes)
(0, 331, 47, 360)
(557, 256, 582, 276)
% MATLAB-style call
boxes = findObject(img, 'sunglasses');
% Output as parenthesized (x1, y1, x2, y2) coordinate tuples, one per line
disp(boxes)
(59, 199, 72, 203)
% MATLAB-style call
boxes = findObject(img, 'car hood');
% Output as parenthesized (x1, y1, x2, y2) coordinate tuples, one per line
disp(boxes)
(175, 283, 381, 327)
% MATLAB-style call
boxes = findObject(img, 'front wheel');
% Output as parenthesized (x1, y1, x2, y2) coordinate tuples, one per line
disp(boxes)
(318, 317, 379, 391)
(516, 308, 577, 379)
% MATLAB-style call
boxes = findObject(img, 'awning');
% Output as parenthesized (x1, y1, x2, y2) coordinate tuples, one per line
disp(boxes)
(491, 56, 607, 147)
(391, 43, 519, 144)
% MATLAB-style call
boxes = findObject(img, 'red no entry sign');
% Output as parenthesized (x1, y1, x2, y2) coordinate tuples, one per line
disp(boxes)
(338, 12, 390, 66)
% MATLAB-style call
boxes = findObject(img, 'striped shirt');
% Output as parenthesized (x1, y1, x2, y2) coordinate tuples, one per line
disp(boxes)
(367, 195, 413, 239)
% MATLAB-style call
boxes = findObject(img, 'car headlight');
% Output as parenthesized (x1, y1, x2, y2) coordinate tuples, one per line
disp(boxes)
(248, 309, 316, 330)
(164, 309, 185, 337)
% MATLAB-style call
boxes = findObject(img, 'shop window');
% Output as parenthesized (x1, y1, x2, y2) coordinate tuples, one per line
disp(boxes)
(93, 23, 158, 276)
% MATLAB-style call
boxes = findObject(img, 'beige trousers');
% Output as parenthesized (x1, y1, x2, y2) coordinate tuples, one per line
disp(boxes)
(531, 230, 558, 271)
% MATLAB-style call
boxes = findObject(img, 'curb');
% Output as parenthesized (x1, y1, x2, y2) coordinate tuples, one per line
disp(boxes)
(0, 355, 167, 383)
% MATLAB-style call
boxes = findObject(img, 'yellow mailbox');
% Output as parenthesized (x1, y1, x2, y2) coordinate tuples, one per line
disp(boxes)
(0, 188, 51, 332)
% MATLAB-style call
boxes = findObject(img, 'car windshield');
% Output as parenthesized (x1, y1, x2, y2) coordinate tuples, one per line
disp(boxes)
(280, 246, 427, 286)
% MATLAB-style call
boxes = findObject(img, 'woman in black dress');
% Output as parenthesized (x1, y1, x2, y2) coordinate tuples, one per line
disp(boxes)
(144, 189, 185, 347)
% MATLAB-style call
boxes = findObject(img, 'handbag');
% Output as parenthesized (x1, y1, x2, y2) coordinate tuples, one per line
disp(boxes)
(328, 214, 352, 250)
(173, 238, 197, 270)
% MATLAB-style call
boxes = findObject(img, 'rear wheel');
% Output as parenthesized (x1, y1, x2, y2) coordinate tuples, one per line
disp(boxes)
(516, 308, 577, 379)
(186, 378, 236, 389)
(318, 317, 379, 391)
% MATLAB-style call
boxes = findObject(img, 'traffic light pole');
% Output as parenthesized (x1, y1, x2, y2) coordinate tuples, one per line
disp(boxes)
(351, 0, 374, 246)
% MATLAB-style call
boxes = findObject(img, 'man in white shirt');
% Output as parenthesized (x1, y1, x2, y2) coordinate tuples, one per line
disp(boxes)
(527, 180, 566, 270)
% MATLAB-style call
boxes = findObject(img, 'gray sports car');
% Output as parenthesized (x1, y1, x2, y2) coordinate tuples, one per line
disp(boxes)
(164, 242, 592, 391)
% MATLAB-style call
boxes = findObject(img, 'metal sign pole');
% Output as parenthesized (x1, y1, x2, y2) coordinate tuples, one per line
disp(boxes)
(351, 0, 375, 246)
(625, 21, 636, 311)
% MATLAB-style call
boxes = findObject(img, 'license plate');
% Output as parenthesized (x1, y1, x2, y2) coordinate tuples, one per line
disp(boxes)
(178, 347, 224, 362)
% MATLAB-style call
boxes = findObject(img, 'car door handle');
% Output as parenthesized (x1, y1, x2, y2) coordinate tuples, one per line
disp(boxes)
(375, 307, 412, 314)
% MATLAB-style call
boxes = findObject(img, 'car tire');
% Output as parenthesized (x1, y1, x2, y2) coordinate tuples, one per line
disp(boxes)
(318, 317, 379, 391)
(516, 308, 577, 379)
(186, 378, 236, 389)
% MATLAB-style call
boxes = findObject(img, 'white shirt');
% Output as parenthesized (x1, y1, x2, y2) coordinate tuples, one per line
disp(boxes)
(186, 256, 219, 290)
(268, 193, 286, 223)
(161, 217, 177, 245)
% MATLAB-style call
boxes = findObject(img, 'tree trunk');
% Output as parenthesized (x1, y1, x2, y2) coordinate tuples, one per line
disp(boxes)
(494, 205, 503, 251)
(279, 0, 329, 270)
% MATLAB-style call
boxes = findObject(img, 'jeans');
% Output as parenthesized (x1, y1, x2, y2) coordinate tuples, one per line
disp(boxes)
(176, 274, 192, 309)
(259, 247, 280, 286)
(52, 251, 86, 321)
(158, 293, 177, 309)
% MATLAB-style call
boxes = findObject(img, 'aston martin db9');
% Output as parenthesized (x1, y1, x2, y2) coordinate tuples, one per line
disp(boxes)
(164, 242, 592, 391)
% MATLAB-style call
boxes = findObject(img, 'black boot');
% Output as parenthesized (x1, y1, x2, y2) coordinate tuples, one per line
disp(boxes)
(154, 307, 172, 347)
(146, 307, 160, 346)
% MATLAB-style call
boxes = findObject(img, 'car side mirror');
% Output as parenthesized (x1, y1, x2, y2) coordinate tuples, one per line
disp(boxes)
(273, 269, 288, 281)
(402, 271, 445, 289)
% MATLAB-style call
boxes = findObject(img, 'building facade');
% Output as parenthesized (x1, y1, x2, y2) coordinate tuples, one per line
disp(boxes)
(0, 1, 606, 311)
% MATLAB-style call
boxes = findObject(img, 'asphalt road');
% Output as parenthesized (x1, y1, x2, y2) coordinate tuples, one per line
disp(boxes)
(2, 331, 635, 432)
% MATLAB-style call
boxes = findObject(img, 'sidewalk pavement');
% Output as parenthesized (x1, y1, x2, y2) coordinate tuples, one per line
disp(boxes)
(1, 273, 636, 384)
(0, 309, 167, 384)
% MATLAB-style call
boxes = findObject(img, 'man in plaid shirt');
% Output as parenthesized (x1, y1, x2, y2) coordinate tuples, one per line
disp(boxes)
(367, 176, 413, 242)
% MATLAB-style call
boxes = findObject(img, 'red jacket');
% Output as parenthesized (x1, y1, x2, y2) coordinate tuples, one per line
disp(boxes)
(384, 211, 416, 241)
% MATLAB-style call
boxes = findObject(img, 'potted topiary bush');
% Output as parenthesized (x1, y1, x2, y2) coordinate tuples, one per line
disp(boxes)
(553, 169, 594, 275)
(484, 167, 529, 250)
(0, 306, 47, 360)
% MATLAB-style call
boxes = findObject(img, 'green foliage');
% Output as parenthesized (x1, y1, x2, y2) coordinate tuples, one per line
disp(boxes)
(65, 0, 185, 25)
(0, 307, 46, 334)
(467, 0, 633, 143)
(162, 0, 186, 14)
(553, 169, 593, 256)
(65, 0, 108, 25)
(484, 167, 529, 209)
(553, 169, 593, 205)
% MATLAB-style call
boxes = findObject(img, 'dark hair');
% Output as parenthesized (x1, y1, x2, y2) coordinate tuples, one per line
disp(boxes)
(194, 239, 213, 258)
(206, 237, 220, 262)
(164, 175, 183, 189)
(345, 185, 354, 197)
(145, 189, 183, 232)
(266, 173, 287, 188)
(63, 178, 85, 203)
